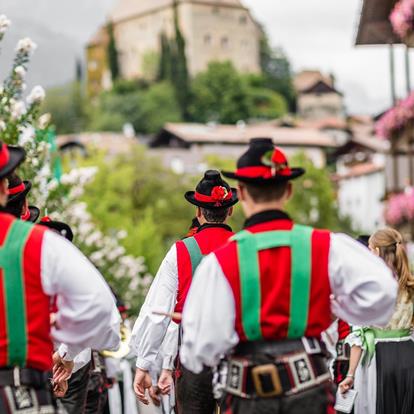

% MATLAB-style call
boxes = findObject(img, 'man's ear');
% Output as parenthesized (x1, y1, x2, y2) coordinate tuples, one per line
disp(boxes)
(0, 178, 8, 196)
(196, 207, 202, 218)
(237, 184, 245, 202)
(228, 206, 234, 217)
(285, 182, 293, 201)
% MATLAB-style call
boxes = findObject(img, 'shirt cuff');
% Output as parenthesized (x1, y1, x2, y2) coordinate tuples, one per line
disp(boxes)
(136, 357, 152, 371)
(58, 344, 76, 361)
(162, 356, 174, 371)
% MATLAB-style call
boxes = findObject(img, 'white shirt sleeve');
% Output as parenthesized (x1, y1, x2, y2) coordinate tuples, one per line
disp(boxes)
(72, 348, 92, 373)
(41, 230, 121, 360)
(180, 254, 239, 374)
(130, 245, 178, 371)
(181, 232, 399, 374)
(160, 321, 180, 370)
(329, 233, 398, 326)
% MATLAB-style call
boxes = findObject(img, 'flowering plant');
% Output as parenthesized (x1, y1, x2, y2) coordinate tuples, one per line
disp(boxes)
(375, 92, 414, 139)
(0, 15, 150, 309)
(390, 0, 414, 39)
(385, 188, 414, 226)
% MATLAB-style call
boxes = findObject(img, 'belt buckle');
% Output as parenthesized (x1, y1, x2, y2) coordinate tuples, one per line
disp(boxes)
(287, 353, 315, 393)
(226, 359, 247, 398)
(302, 337, 321, 355)
(251, 364, 283, 398)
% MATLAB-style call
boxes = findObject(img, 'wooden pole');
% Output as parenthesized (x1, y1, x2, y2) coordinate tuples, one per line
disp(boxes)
(390, 43, 397, 105)
(405, 46, 411, 95)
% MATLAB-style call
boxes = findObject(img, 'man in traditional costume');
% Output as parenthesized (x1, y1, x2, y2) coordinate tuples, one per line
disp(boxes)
(0, 141, 121, 413)
(132, 170, 238, 413)
(180, 138, 398, 414)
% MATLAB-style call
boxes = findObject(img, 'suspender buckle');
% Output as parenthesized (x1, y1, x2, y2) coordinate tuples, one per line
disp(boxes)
(251, 364, 283, 398)
(13, 367, 21, 387)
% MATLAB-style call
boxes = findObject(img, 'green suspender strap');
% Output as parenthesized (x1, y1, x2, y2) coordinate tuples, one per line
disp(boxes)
(232, 224, 313, 341)
(0, 220, 33, 366)
(182, 237, 204, 276)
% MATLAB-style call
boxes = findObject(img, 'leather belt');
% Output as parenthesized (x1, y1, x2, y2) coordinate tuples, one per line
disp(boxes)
(226, 338, 330, 399)
(0, 367, 51, 388)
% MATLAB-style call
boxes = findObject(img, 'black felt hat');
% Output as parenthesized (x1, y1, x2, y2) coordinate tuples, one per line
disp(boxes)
(0, 143, 26, 179)
(185, 170, 238, 209)
(223, 138, 305, 184)
(39, 216, 74, 241)
(7, 173, 32, 203)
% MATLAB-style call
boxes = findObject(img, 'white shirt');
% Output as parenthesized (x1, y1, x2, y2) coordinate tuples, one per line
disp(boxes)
(180, 233, 398, 373)
(41, 230, 121, 360)
(130, 246, 179, 370)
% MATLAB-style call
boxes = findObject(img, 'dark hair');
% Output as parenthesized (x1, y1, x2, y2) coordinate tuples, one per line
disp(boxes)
(5, 198, 25, 218)
(200, 207, 230, 223)
(243, 182, 289, 203)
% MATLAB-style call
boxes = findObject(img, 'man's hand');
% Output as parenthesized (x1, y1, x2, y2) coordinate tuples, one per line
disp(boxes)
(52, 351, 74, 383)
(53, 380, 68, 398)
(339, 376, 354, 394)
(158, 369, 173, 395)
(149, 386, 161, 407)
(133, 368, 152, 405)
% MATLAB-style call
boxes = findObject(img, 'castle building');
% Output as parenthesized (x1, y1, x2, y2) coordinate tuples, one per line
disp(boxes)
(86, 0, 262, 96)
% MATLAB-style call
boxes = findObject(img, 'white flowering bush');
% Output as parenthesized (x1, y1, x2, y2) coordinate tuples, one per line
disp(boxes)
(0, 15, 151, 309)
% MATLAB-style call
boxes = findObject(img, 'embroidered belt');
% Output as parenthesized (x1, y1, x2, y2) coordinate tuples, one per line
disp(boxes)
(225, 338, 330, 399)
(355, 327, 411, 365)
(0, 367, 51, 388)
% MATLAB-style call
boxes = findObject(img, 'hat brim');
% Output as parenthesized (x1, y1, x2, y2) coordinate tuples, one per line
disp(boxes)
(39, 220, 74, 242)
(7, 180, 32, 203)
(184, 188, 239, 209)
(28, 206, 40, 223)
(0, 146, 26, 179)
(222, 168, 306, 184)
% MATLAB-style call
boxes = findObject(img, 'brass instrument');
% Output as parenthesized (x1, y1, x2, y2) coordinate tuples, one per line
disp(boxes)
(101, 323, 131, 359)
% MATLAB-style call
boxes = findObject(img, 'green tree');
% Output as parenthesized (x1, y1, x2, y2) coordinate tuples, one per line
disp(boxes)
(88, 81, 182, 134)
(190, 61, 250, 123)
(107, 22, 120, 82)
(158, 32, 173, 81)
(260, 34, 296, 111)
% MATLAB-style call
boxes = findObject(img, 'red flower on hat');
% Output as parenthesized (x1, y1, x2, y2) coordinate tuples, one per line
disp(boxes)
(211, 186, 228, 202)
(261, 148, 291, 177)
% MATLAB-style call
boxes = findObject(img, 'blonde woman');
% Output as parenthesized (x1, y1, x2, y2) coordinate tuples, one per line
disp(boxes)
(339, 228, 414, 414)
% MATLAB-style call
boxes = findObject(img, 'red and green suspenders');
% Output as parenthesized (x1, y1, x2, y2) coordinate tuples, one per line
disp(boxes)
(0, 220, 34, 366)
(232, 224, 313, 341)
(181, 236, 204, 276)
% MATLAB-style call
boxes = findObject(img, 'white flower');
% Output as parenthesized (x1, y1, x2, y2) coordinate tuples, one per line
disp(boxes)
(26, 85, 45, 105)
(38, 113, 51, 129)
(16, 37, 37, 54)
(18, 125, 35, 145)
(0, 15, 11, 34)
(14, 66, 26, 78)
(10, 101, 26, 120)
(0, 120, 5, 132)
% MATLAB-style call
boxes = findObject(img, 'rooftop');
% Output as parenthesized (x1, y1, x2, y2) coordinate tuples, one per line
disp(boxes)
(355, 0, 400, 45)
(153, 122, 339, 148)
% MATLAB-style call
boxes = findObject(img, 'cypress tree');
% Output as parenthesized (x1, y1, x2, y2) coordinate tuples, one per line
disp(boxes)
(107, 22, 120, 81)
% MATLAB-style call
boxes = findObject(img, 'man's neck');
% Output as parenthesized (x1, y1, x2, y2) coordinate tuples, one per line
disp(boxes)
(246, 202, 285, 219)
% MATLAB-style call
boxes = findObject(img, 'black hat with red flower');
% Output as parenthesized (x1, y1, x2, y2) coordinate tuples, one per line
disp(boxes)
(7, 173, 32, 203)
(0, 142, 26, 179)
(185, 170, 238, 209)
(223, 138, 305, 184)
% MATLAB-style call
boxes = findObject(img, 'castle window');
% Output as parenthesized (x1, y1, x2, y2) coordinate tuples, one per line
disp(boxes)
(221, 36, 229, 48)
(204, 34, 212, 45)
(239, 15, 247, 25)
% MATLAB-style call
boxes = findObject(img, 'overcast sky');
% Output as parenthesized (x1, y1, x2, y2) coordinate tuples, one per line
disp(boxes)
(1, 0, 411, 115)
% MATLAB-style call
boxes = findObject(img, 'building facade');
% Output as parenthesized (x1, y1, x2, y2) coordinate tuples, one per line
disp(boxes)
(87, 0, 261, 95)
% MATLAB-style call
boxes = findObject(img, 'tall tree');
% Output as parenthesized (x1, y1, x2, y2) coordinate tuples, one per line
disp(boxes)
(107, 22, 120, 82)
(158, 32, 172, 81)
(260, 33, 296, 111)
